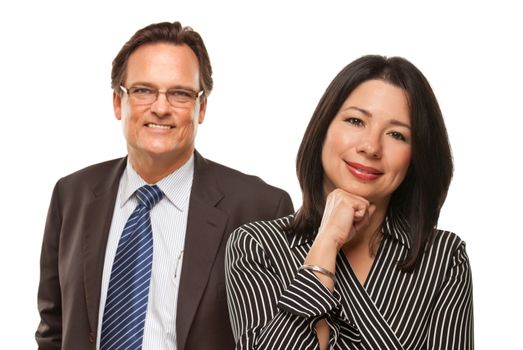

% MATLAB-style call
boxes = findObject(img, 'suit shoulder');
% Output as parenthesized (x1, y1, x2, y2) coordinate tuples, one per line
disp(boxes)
(56, 158, 125, 186)
(205, 158, 287, 195)
(56, 158, 126, 190)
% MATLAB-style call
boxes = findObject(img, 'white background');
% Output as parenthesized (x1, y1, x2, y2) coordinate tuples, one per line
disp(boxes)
(1, 1, 521, 348)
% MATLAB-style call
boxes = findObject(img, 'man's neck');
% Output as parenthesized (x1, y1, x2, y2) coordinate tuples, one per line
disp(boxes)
(128, 150, 193, 184)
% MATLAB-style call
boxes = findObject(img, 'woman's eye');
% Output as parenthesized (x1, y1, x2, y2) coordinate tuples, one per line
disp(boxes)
(345, 117, 364, 126)
(388, 131, 407, 142)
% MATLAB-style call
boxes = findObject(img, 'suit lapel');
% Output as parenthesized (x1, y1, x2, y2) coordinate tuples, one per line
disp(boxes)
(176, 152, 228, 350)
(82, 158, 126, 334)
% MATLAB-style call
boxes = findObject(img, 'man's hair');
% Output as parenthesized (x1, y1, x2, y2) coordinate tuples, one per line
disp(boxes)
(111, 21, 213, 101)
(292, 55, 453, 271)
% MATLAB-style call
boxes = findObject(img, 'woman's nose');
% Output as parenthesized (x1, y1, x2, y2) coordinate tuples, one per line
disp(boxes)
(356, 132, 382, 159)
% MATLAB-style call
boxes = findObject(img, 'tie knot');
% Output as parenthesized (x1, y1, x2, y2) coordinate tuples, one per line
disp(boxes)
(135, 185, 164, 209)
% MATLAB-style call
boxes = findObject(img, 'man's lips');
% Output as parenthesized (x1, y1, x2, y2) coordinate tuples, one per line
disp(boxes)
(346, 161, 383, 180)
(145, 122, 174, 129)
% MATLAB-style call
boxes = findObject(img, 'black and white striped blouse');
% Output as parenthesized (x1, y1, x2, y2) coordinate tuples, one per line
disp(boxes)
(225, 214, 473, 349)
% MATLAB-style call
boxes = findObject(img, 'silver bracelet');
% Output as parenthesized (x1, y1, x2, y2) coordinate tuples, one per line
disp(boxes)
(299, 265, 336, 282)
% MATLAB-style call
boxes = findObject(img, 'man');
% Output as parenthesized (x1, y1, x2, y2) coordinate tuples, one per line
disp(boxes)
(36, 21, 293, 350)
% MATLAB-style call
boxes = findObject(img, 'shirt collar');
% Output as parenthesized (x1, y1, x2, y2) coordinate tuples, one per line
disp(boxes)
(288, 232, 314, 248)
(119, 155, 194, 212)
(381, 215, 411, 249)
(286, 212, 315, 248)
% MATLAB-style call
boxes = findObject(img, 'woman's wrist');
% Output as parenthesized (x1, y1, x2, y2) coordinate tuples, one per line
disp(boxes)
(305, 236, 339, 292)
(299, 265, 336, 282)
(313, 234, 345, 252)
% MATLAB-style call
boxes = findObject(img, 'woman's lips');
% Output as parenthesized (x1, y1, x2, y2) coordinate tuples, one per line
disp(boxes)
(346, 162, 383, 181)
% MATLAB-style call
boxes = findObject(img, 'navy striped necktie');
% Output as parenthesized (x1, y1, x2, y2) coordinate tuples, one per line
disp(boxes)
(100, 184, 164, 350)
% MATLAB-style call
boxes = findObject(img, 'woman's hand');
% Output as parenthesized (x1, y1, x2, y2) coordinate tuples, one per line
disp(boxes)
(316, 188, 376, 250)
(305, 189, 375, 349)
(304, 189, 376, 292)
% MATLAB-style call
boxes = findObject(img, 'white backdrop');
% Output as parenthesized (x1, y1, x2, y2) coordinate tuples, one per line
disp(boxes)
(1, 1, 521, 348)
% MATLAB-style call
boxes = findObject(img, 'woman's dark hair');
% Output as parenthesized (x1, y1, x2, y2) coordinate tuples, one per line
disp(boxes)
(111, 21, 213, 102)
(293, 55, 453, 271)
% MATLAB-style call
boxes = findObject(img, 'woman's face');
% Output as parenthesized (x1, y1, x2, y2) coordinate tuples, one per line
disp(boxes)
(321, 79, 412, 207)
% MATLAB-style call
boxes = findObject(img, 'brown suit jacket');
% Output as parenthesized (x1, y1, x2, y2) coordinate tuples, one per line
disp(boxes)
(36, 151, 294, 350)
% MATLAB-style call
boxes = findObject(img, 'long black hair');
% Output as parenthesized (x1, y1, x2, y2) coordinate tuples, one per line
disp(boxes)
(292, 55, 453, 271)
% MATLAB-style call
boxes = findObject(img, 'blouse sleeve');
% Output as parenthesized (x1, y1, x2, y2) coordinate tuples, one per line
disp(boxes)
(427, 241, 474, 349)
(225, 225, 359, 350)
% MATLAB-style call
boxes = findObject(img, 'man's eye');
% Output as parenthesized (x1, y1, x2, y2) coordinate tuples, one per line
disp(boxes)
(132, 87, 155, 95)
(169, 90, 193, 98)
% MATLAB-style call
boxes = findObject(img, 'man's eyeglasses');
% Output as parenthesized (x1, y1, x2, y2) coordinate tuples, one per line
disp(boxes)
(120, 85, 204, 107)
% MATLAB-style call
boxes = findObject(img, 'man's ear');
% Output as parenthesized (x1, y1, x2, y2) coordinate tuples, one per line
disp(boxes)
(113, 91, 122, 120)
(198, 99, 207, 124)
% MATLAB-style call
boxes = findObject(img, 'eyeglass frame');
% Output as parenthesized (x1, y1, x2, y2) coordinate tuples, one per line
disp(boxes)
(119, 85, 204, 107)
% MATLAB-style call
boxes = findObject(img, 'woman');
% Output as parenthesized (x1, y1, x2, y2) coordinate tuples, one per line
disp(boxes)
(225, 55, 473, 349)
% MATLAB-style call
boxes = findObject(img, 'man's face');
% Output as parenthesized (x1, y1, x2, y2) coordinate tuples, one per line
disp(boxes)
(114, 42, 206, 170)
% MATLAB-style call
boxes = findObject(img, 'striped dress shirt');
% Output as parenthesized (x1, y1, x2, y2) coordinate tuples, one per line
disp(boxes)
(96, 156, 194, 350)
(225, 214, 473, 349)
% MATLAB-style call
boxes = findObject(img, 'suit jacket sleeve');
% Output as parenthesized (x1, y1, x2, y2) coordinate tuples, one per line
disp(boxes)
(35, 181, 63, 350)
